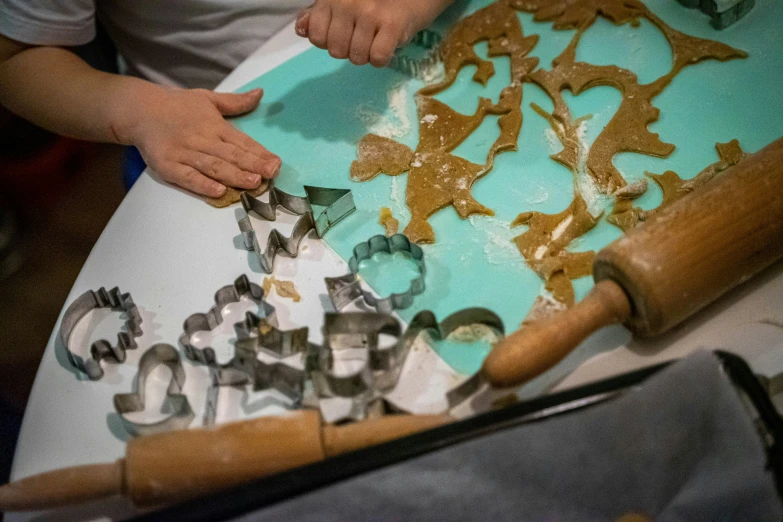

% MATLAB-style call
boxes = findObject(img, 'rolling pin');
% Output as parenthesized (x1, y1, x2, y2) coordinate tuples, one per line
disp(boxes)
(0, 410, 450, 511)
(482, 136, 783, 388)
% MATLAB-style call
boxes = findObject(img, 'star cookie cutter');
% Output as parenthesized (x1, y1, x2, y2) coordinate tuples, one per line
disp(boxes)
(113, 343, 195, 437)
(202, 313, 317, 425)
(59, 286, 143, 380)
(179, 276, 315, 424)
(237, 181, 356, 273)
(325, 234, 425, 314)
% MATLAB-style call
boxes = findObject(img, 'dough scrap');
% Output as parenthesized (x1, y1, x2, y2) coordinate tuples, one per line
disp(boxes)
(379, 207, 400, 236)
(351, 134, 414, 182)
(527, 20, 746, 193)
(353, 2, 537, 244)
(262, 276, 301, 302)
(512, 195, 598, 305)
(202, 179, 270, 208)
(608, 139, 746, 231)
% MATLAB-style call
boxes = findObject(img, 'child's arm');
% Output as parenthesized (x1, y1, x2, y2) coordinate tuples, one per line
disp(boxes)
(295, 0, 454, 67)
(0, 35, 280, 199)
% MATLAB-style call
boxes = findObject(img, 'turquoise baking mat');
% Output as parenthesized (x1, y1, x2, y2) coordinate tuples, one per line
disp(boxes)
(232, 0, 783, 374)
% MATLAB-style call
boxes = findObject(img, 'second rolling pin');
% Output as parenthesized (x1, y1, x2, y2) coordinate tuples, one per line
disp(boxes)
(483, 136, 783, 388)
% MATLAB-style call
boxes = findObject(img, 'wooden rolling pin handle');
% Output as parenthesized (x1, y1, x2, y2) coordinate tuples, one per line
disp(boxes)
(481, 279, 631, 388)
(0, 462, 123, 512)
(0, 412, 451, 512)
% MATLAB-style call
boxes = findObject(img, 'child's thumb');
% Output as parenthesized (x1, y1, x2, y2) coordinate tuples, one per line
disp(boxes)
(207, 88, 264, 116)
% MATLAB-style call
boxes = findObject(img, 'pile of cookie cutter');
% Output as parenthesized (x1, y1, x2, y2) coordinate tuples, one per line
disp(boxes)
(237, 181, 356, 273)
(325, 234, 425, 314)
(59, 286, 143, 380)
(177, 275, 315, 424)
(113, 343, 195, 437)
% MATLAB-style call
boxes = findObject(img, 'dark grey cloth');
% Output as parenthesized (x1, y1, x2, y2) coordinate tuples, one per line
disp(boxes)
(235, 351, 783, 521)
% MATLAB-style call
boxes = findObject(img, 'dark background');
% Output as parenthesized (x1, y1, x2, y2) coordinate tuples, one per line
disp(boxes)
(0, 28, 126, 486)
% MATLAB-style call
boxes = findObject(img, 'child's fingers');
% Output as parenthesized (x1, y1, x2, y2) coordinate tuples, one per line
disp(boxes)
(349, 20, 376, 65)
(326, 12, 354, 59)
(164, 162, 227, 198)
(307, 5, 331, 48)
(369, 26, 398, 67)
(195, 138, 271, 178)
(181, 151, 262, 189)
(295, 8, 311, 37)
(220, 126, 281, 178)
(205, 89, 264, 117)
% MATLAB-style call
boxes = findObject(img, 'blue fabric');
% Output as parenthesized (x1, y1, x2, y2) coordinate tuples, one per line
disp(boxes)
(122, 146, 146, 191)
(234, 351, 783, 522)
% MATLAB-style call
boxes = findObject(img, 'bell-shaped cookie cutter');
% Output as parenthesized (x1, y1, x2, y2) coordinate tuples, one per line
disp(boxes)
(325, 234, 426, 314)
(237, 182, 356, 273)
(59, 286, 143, 380)
(113, 343, 195, 437)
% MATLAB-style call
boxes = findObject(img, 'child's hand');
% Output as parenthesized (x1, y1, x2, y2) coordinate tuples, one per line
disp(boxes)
(116, 85, 279, 199)
(295, 0, 452, 67)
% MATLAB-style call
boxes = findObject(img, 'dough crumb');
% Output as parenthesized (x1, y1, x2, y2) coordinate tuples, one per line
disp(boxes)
(379, 207, 400, 236)
(262, 276, 301, 302)
(613, 179, 648, 199)
(447, 324, 501, 343)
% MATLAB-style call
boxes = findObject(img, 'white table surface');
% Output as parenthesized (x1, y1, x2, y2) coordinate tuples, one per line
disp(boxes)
(8, 19, 783, 522)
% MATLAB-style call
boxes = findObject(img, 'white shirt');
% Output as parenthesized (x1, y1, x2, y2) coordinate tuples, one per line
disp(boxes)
(0, 0, 311, 88)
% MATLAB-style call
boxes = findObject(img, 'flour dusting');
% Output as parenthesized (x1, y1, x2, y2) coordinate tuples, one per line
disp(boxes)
(468, 215, 521, 265)
(573, 119, 611, 217)
(355, 81, 412, 139)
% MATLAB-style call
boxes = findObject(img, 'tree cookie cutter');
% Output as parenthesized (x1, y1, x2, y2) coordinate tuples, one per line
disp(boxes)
(59, 286, 143, 380)
(237, 181, 356, 273)
(325, 234, 425, 314)
(113, 343, 195, 437)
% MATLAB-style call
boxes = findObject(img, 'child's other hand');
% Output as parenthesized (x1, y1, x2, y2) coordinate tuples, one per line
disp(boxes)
(295, 0, 452, 67)
(116, 85, 279, 199)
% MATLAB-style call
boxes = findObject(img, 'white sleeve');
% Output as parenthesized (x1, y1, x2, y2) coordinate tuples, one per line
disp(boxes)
(0, 0, 96, 46)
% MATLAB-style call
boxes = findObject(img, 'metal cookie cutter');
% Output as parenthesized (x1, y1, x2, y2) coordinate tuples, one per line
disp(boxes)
(436, 309, 507, 411)
(309, 312, 403, 423)
(238, 181, 356, 273)
(59, 287, 143, 380)
(310, 312, 402, 396)
(113, 343, 195, 437)
(202, 312, 316, 425)
(179, 274, 275, 366)
(325, 234, 425, 314)
(230, 312, 314, 402)
(389, 28, 443, 79)
(676, 0, 754, 29)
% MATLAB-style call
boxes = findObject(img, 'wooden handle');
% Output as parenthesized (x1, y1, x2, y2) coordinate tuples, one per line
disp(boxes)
(482, 280, 631, 388)
(595, 137, 783, 336)
(484, 137, 783, 389)
(0, 411, 449, 512)
(0, 462, 123, 511)
(124, 410, 325, 507)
